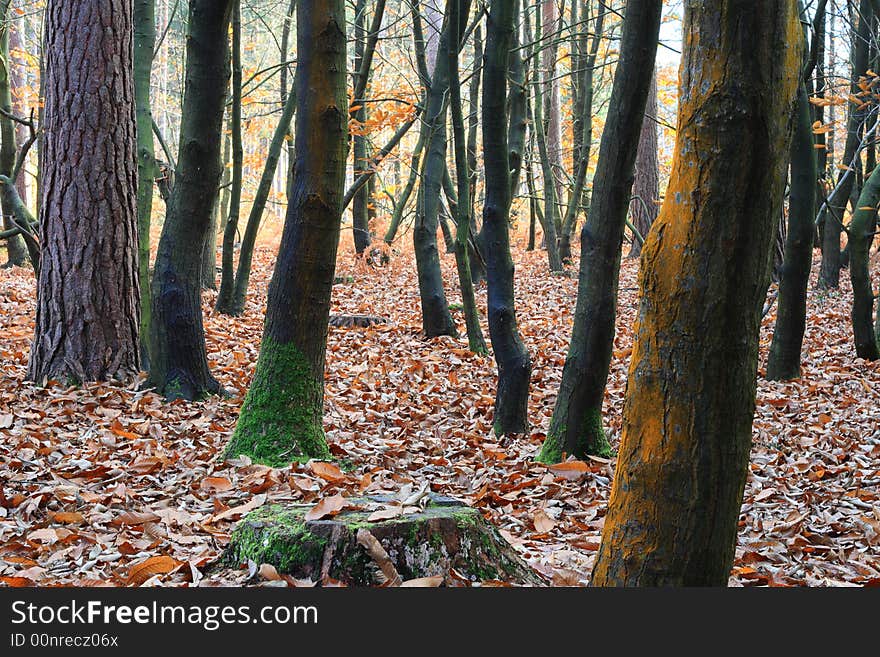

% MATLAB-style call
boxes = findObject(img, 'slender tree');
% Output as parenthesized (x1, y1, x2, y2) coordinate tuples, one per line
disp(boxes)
(448, 0, 487, 355)
(849, 162, 880, 360)
(148, 0, 234, 399)
(591, 0, 802, 586)
(225, 0, 348, 465)
(818, 0, 871, 289)
(134, 0, 156, 364)
(482, 0, 531, 435)
(767, 62, 818, 380)
(538, 0, 662, 463)
(628, 71, 659, 258)
(29, 0, 140, 383)
(0, 0, 27, 267)
(215, 0, 243, 314)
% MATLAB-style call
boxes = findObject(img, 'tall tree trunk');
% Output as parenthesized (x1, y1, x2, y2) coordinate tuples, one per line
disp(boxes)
(542, 0, 564, 223)
(627, 71, 658, 259)
(767, 81, 818, 380)
(591, 0, 802, 586)
(9, 4, 28, 209)
(538, 0, 662, 464)
(0, 0, 27, 268)
(483, 0, 531, 435)
(29, 0, 140, 383)
(448, 0, 487, 355)
(818, 0, 871, 289)
(413, 0, 470, 338)
(225, 0, 348, 466)
(148, 0, 233, 399)
(215, 0, 243, 314)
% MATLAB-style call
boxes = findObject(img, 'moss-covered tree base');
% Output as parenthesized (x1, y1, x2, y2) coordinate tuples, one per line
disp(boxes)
(536, 406, 613, 464)
(223, 495, 546, 586)
(224, 338, 331, 466)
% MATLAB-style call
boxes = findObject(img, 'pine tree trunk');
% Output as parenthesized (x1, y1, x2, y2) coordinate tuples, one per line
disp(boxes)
(29, 0, 140, 383)
(148, 0, 233, 399)
(591, 0, 802, 586)
(483, 0, 531, 435)
(767, 81, 818, 380)
(0, 0, 27, 268)
(538, 0, 661, 464)
(225, 0, 348, 466)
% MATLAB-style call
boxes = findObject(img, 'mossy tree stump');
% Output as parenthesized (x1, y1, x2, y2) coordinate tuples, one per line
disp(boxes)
(224, 495, 545, 586)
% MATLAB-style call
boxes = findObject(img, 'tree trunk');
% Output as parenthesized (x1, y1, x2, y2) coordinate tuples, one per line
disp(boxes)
(849, 160, 880, 360)
(29, 0, 140, 383)
(560, 0, 605, 263)
(134, 0, 157, 365)
(0, 0, 27, 268)
(224, 0, 348, 466)
(448, 0, 487, 355)
(767, 81, 818, 380)
(413, 0, 469, 338)
(818, 0, 871, 289)
(215, 0, 243, 313)
(527, 6, 563, 272)
(537, 0, 661, 464)
(628, 71, 658, 259)
(148, 0, 233, 399)
(591, 0, 802, 586)
(482, 0, 531, 436)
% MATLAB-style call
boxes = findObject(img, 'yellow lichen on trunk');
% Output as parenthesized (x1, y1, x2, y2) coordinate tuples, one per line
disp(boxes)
(591, 0, 802, 586)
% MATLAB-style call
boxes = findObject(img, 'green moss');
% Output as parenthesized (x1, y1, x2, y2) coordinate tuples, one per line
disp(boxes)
(448, 302, 464, 311)
(224, 338, 331, 466)
(226, 505, 327, 572)
(536, 407, 612, 464)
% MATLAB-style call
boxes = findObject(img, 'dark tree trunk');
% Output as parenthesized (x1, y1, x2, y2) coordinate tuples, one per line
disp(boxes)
(448, 0, 487, 355)
(591, 0, 801, 586)
(538, 0, 662, 463)
(0, 0, 27, 268)
(767, 81, 818, 380)
(225, 0, 348, 466)
(413, 0, 470, 338)
(29, 0, 140, 383)
(215, 0, 243, 313)
(148, 0, 233, 399)
(818, 0, 871, 289)
(482, 0, 531, 435)
(849, 161, 880, 360)
(628, 71, 659, 259)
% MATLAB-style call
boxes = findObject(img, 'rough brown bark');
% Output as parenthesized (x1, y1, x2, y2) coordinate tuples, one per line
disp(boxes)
(591, 0, 802, 586)
(28, 0, 140, 383)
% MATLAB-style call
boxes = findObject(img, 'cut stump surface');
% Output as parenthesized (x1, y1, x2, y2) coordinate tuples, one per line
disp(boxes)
(224, 494, 546, 586)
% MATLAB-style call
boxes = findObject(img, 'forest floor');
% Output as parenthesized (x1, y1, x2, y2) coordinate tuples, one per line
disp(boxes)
(1, 237, 879, 587)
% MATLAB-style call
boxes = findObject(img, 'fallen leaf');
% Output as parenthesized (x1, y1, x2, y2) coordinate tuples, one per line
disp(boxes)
(533, 509, 556, 533)
(309, 461, 347, 483)
(367, 505, 404, 522)
(304, 494, 347, 521)
(401, 576, 443, 587)
(126, 556, 179, 586)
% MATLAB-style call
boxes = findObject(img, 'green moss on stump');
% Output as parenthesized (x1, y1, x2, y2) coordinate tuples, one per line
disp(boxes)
(224, 339, 331, 467)
(224, 495, 545, 586)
